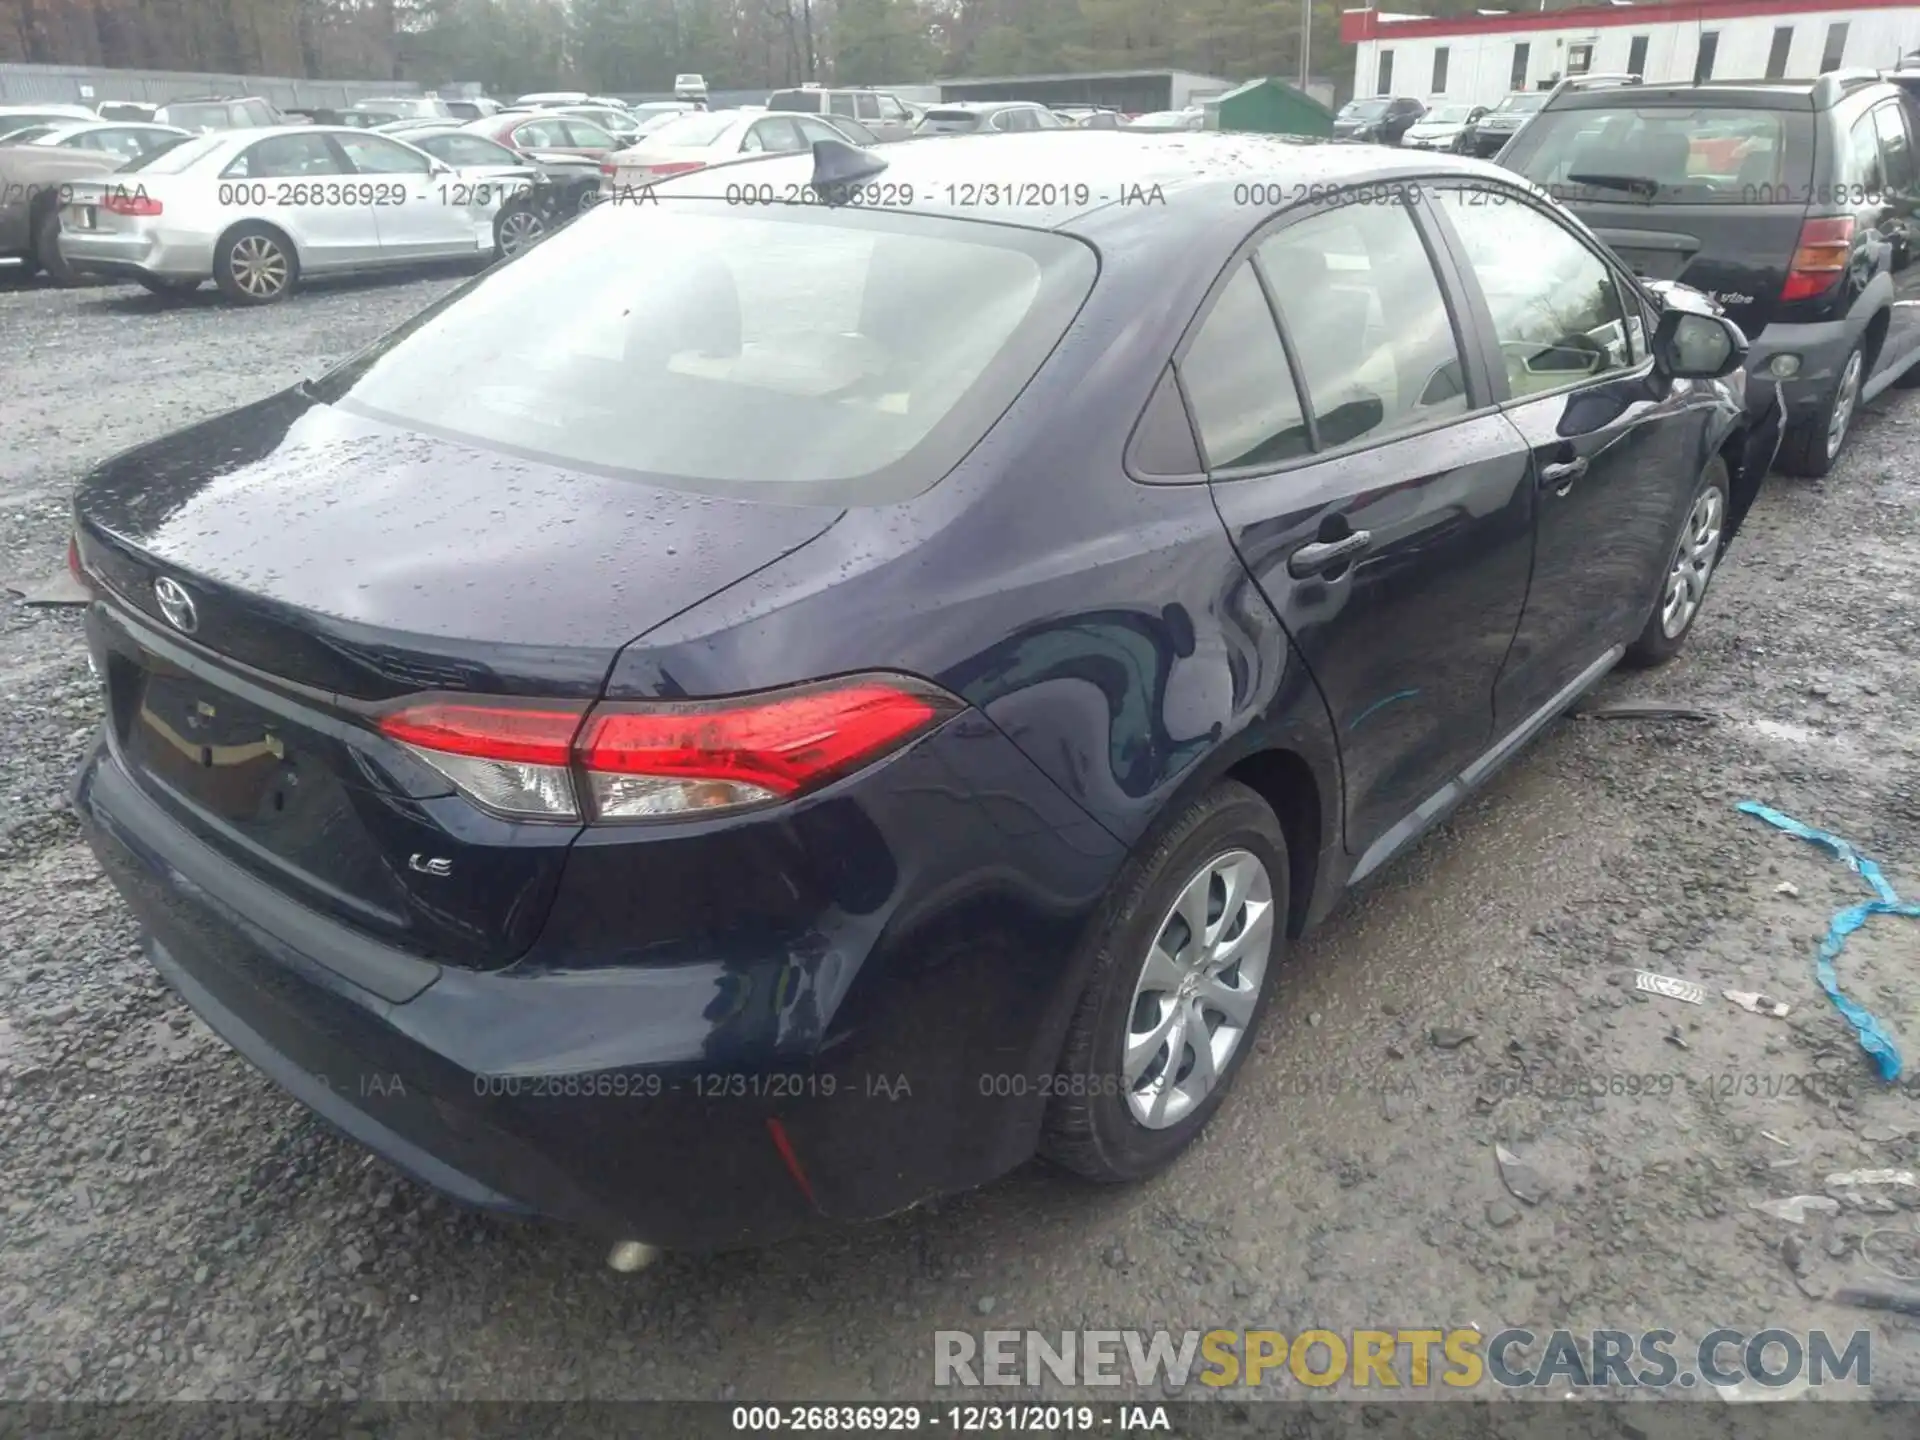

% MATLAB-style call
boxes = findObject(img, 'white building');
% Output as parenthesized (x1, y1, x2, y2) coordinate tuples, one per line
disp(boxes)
(1342, 1, 1920, 108)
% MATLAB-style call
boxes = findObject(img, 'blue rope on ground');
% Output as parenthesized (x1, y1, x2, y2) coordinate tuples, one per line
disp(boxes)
(1737, 801, 1912, 1083)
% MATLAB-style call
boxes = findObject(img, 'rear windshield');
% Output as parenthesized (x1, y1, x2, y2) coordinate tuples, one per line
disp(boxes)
(1423, 104, 1475, 123)
(118, 133, 224, 172)
(1504, 105, 1814, 204)
(160, 103, 232, 130)
(1342, 99, 1391, 119)
(918, 110, 983, 133)
(315, 202, 1096, 504)
(646, 112, 736, 146)
(767, 91, 822, 113)
(1497, 93, 1548, 114)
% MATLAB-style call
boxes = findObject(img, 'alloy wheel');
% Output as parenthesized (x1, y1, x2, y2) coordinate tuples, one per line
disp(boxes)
(1123, 849, 1275, 1130)
(1660, 485, 1725, 640)
(497, 208, 546, 256)
(1826, 348, 1862, 461)
(229, 235, 288, 299)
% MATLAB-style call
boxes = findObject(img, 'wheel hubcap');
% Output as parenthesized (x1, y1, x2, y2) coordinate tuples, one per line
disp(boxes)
(1123, 850, 1274, 1130)
(1660, 485, 1725, 639)
(499, 210, 545, 254)
(1827, 350, 1862, 459)
(230, 236, 286, 298)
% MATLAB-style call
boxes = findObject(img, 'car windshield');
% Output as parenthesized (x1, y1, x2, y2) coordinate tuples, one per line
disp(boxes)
(116, 133, 225, 172)
(646, 112, 736, 146)
(312, 203, 1096, 503)
(1423, 104, 1475, 123)
(1505, 106, 1810, 203)
(1497, 94, 1548, 114)
(1342, 99, 1392, 119)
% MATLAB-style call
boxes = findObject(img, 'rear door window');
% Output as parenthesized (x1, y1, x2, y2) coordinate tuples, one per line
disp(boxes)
(1177, 263, 1311, 470)
(829, 93, 857, 118)
(1257, 195, 1469, 448)
(1847, 112, 1885, 193)
(561, 119, 615, 149)
(1502, 105, 1812, 203)
(509, 118, 569, 148)
(335, 132, 431, 174)
(855, 93, 881, 121)
(1874, 102, 1916, 192)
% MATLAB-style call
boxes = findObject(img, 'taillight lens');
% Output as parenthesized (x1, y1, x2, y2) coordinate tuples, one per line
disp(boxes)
(376, 676, 958, 823)
(642, 161, 704, 179)
(68, 534, 91, 588)
(101, 191, 162, 217)
(1781, 216, 1853, 302)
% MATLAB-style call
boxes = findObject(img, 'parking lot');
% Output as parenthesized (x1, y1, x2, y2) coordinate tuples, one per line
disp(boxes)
(2, 262, 1918, 1405)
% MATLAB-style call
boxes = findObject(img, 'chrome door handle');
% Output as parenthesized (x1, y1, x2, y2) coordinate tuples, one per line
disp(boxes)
(1540, 456, 1588, 492)
(1287, 530, 1374, 579)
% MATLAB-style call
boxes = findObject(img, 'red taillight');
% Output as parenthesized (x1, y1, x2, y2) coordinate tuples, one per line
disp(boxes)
(599, 160, 617, 176)
(642, 161, 704, 179)
(101, 191, 162, 217)
(376, 676, 956, 823)
(378, 701, 584, 767)
(1781, 216, 1853, 302)
(68, 534, 89, 587)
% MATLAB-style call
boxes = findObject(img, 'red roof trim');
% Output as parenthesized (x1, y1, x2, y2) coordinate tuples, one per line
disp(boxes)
(1342, 0, 1917, 45)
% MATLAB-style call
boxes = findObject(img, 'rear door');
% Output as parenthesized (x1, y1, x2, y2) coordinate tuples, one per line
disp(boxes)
(1198, 188, 1536, 861)
(335, 129, 483, 261)
(1428, 180, 1708, 728)
(1499, 96, 1815, 338)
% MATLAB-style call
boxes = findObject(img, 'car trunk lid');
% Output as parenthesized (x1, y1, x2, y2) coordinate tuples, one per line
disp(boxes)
(74, 389, 843, 969)
(1565, 197, 1806, 337)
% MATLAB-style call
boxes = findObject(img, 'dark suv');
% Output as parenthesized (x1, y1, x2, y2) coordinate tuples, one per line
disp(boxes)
(1500, 71, 1920, 476)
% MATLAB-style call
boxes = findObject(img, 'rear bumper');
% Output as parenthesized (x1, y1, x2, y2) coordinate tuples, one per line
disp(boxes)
(59, 224, 213, 282)
(1744, 317, 1857, 420)
(73, 701, 1125, 1249)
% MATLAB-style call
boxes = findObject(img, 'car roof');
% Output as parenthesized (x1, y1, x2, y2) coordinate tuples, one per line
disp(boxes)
(657, 129, 1524, 231)
(1552, 75, 1897, 111)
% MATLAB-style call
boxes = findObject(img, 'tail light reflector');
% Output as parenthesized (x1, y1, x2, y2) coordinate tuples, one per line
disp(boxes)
(376, 676, 958, 823)
(102, 191, 163, 217)
(640, 161, 704, 179)
(1781, 217, 1853, 302)
(68, 534, 93, 590)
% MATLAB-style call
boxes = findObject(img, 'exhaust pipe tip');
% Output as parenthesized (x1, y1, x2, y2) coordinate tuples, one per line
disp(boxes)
(606, 1240, 662, 1274)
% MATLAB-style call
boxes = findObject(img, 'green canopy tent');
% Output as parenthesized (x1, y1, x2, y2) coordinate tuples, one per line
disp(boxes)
(1203, 77, 1334, 138)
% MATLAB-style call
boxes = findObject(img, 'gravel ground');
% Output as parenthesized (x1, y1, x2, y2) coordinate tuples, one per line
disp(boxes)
(2, 263, 1918, 1408)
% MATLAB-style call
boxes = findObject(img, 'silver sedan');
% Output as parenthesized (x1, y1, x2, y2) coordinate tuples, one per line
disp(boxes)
(57, 125, 518, 303)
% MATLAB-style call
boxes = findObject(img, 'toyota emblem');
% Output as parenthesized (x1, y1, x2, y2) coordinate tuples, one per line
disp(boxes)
(153, 576, 198, 634)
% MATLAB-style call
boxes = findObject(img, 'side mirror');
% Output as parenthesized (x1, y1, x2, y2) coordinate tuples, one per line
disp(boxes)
(1653, 309, 1747, 379)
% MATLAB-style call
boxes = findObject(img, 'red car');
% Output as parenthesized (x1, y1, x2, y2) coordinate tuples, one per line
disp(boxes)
(464, 112, 620, 164)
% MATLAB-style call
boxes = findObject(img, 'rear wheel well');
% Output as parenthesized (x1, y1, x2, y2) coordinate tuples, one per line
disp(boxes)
(1863, 307, 1891, 375)
(1224, 750, 1321, 938)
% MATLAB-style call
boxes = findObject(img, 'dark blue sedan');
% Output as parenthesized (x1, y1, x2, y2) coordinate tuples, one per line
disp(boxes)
(68, 132, 1778, 1257)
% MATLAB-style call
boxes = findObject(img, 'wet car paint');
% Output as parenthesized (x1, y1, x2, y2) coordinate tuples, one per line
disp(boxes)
(69, 136, 1758, 1248)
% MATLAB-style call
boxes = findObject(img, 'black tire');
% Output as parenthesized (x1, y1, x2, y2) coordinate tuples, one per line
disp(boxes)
(34, 206, 79, 286)
(136, 275, 201, 298)
(1041, 780, 1288, 1184)
(1623, 456, 1732, 668)
(212, 222, 298, 305)
(1774, 341, 1863, 478)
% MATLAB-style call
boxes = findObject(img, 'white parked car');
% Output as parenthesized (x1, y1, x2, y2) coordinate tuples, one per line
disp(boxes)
(57, 126, 515, 303)
(600, 108, 856, 193)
